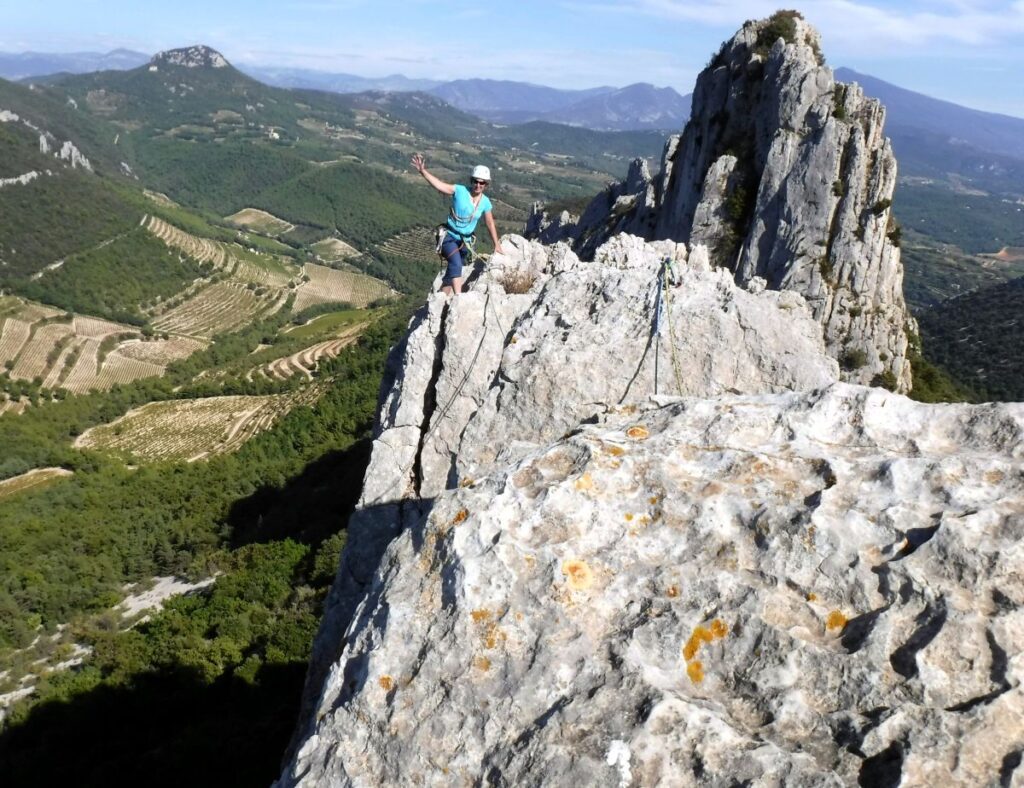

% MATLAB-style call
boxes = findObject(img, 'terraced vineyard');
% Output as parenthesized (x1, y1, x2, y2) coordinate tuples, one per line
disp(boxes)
(378, 226, 436, 262)
(151, 282, 281, 338)
(0, 298, 204, 396)
(145, 215, 230, 269)
(75, 388, 323, 462)
(225, 207, 294, 235)
(293, 262, 394, 311)
(248, 322, 366, 381)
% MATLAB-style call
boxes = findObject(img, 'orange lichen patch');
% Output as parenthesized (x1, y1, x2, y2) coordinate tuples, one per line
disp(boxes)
(683, 620, 729, 661)
(649, 496, 660, 505)
(470, 609, 491, 624)
(667, 585, 680, 598)
(451, 508, 469, 525)
(626, 425, 650, 441)
(562, 559, 595, 590)
(606, 444, 626, 457)
(483, 623, 506, 650)
(806, 592, 818, 602)
(826, 610, 848, 631)
(624, 513, 634, 522)
(574, 473, 594, 491)
(460, 477, 475, 488)
(379, 676, 394, 692)
(687, 660, 705, 684)
(473, 656, 492, 672)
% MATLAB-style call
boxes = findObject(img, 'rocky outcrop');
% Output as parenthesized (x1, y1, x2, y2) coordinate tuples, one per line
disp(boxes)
(280, 235, 1023, 787)
(151, 45, 230, 69)
(529, 13, 913, 393)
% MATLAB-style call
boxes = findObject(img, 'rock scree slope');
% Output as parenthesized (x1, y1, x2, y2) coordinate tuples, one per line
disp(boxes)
(278, 15, 1022, 788)
(528, 13, 913, 394)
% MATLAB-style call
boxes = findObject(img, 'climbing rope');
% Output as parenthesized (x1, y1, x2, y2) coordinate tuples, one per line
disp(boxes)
(660, 256, 686, 396)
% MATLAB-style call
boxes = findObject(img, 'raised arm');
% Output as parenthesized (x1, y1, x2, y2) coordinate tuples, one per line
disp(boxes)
(484, 210, 505, 256)
(411, 153, 455, 195)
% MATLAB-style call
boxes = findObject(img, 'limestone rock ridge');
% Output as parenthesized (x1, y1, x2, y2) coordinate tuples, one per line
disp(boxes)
(277, 15, 1023, 788)
(528, 13, 913, 392)
(278, 230, 1023, 786)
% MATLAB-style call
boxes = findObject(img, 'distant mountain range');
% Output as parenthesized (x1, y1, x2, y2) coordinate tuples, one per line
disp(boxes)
(0, 48, 149, 79)
(3, 49, 1024, 156)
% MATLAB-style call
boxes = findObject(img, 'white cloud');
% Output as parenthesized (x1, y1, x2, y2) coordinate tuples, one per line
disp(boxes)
(586, 0, 1024, 51)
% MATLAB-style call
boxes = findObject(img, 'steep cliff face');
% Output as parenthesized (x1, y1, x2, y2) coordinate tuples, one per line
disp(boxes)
(529, 13, 913, 392)
(279, 234, 1023, 787)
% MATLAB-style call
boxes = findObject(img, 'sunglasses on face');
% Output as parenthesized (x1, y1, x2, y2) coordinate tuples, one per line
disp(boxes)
(472, 179, 489, 186)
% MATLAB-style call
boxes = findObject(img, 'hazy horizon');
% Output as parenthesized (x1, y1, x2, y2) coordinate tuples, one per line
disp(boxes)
(3, 1, 1023, 119)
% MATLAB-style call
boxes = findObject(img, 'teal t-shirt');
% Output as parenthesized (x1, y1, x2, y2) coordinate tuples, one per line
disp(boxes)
(447, 184, 492, 237)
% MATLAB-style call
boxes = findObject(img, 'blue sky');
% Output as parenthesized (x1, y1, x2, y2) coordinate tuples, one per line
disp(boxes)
(3, 0, 1023, 117)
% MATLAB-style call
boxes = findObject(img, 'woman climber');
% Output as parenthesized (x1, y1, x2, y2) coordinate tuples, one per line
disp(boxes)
(411, 153, 504, 295)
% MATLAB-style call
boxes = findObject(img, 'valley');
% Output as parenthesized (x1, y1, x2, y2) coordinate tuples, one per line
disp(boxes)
(0, 33, 1022, 787)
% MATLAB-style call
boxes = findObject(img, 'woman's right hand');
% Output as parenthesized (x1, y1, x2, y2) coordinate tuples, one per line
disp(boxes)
(411, 153, 426, 173)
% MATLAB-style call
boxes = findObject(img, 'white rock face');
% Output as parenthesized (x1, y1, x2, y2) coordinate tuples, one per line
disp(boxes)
(0, 171, 41, 189)
(527, 15, 913, 393)
(58, 140, 92, 171)
(283, 379, 1024, 787)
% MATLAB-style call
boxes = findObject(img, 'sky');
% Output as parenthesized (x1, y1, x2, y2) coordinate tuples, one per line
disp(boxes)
(2, 0, 1023, 117)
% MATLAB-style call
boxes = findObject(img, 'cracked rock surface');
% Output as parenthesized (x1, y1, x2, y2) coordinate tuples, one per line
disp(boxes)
(283, 382, 1023, 787)
(279, 233, 1023, 786)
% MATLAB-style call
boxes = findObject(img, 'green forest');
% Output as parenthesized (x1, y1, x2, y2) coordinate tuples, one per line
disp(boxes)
(917, 276, 1024, 401)
(17, 227, 210, 324)
(0, 302, 414, 785)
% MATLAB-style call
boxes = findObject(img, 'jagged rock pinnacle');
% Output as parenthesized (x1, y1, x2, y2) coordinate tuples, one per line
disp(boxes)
(529, 12, 913, 393)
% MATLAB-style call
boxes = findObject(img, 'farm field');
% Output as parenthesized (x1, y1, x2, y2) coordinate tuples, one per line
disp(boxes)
(249, 321, 366, 381)
(283, 309, 366, 340)
(293, 262, 394, 311)
(378, 226, 436, 262)
(0, 297, 204, 396)
(150, 282, 282, 338)
(225, 207, 294, 235)
(0, 468, 74, 501)
(75, 388, 323, 462)
(311, 237, 360, 262)
(145, 215, 229, 270)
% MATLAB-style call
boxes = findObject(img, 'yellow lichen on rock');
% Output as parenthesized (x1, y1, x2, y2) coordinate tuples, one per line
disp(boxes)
(379, 676, 394, 692)
(451, 508, 469, 525)
(473, 656, 492, 672)
(606, 444, 626, 457)
(826, 610, 848, 631)
(626, 425, 650, 440)
(574, 473, 594, 491)
(683, 619, 730, 681)
(562, 559, 594, 590)
(470, 609, 491, 624)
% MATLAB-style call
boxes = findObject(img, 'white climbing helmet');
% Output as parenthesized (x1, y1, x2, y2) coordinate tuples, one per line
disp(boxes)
(471, 165, 491, 182)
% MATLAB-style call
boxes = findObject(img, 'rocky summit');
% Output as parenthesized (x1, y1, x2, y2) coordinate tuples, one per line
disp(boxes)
(278, 230, 1024, 787)
(528, 13, 912, 393)
(150, 45, 229, 69)
(278, 13, 1022, 788)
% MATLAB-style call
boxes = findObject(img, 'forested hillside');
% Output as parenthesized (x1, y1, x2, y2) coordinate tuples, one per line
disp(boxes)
(917, 276, 1024, 401)
(0, 47, 684, 783)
